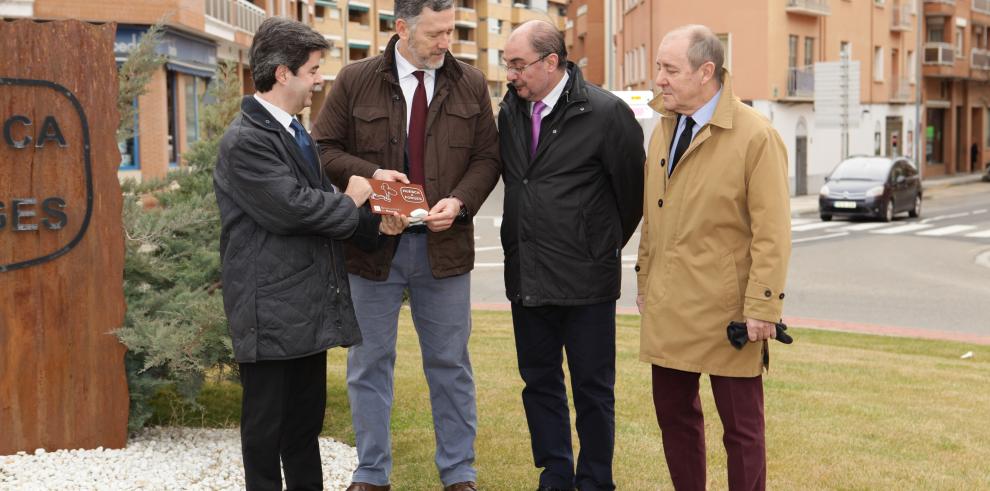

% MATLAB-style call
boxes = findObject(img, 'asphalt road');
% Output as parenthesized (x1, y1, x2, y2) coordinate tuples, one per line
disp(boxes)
(470, 180, 990, 336)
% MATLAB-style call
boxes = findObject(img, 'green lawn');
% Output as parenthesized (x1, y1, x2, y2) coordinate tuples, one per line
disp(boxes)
(155, 310, 990, 490)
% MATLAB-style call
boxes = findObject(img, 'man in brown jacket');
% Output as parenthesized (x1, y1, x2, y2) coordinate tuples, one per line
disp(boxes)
(636, 25, 791, 490)
(311, 1, 500, 490)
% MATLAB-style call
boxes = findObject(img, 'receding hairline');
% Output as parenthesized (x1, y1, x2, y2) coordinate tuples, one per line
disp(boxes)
(660, 24, 723, 75)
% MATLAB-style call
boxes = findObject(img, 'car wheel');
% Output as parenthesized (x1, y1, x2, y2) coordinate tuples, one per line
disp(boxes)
(909, 194, 922, 218)
(820, 214, 832, 222)
(881, 198, 894, 222)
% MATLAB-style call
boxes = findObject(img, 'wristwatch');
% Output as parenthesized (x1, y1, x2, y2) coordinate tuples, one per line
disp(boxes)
(452, 196, 468, 221)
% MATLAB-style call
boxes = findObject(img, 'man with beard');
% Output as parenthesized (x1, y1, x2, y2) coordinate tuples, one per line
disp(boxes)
(497, 20, 645, 491)
(311, 1, 500, 490)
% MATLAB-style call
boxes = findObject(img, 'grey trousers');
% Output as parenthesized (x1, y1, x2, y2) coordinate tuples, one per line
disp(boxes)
(346, 233, 477, 486)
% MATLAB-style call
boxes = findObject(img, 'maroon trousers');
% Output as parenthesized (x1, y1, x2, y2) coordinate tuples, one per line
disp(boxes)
(651, 365, 766, 491)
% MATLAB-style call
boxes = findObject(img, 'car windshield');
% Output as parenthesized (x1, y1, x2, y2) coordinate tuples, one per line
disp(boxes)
(829, 158, 891, 181)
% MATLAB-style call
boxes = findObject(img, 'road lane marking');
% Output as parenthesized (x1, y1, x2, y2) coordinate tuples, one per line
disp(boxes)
(793, 231, 850, 243)
(965, 229, 990, 238)
(475, 246, 503, 252)
(474, 262, 504, 268)
(921, 212, 971, 223)
(871, 223, 933, 234)
(791, 222, 841, 232)
(841, 222, 892, 231)
(973, 209, 988, 215)
(917, 225, 977, 236)
(790, 218, 816, 226)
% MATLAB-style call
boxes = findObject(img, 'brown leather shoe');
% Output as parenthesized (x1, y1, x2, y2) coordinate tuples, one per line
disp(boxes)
(346, 483, 391, 491)
(444, 482, 478, 491)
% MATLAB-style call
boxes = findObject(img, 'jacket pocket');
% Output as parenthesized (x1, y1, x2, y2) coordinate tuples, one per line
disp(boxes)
(582, 208, 620, 261)
(445, 103, 480, 147)
(353, 105, 389, 154)
(257, 262, 318, 297)
(255, 262, 323, 357)
(719, 252, 741, 315)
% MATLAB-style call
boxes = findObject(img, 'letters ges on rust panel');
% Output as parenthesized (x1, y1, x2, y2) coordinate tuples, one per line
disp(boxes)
(0, 80, 90, 271)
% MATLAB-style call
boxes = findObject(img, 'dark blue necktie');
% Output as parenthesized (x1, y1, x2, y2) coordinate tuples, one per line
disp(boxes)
(290, 119, 319, 175)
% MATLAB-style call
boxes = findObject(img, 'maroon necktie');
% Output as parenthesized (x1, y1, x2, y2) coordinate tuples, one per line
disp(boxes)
(408, 71, 428, 185)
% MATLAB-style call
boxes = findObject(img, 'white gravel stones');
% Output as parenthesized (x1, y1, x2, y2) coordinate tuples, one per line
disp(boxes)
(0, 427, 357, 490)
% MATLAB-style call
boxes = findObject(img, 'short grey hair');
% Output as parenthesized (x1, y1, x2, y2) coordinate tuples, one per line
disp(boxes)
(395, 0, 453, 28)
(671, 24, 724, 79)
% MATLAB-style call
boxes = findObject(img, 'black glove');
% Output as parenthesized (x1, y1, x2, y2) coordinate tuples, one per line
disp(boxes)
(726, 321, 793, 350)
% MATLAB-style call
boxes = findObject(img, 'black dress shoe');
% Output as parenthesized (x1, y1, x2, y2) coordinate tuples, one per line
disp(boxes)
(536, 487, 575, 491)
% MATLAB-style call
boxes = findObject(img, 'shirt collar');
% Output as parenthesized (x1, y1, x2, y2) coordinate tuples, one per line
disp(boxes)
(684, 87, 722, 129)
(253, 93, 295, 133)
(394, 43, 436, 82)
(534, 71, 570, 112)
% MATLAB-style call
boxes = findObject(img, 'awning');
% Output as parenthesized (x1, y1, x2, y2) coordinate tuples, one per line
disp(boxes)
(166, 60, 215, 79)
(348, 39, 371, 48)
(314, 0, 337, 6)
(116, 25, 218, 76)
(348, 3, 370, 12)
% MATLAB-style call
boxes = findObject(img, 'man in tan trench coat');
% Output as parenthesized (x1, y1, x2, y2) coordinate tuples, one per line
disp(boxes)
(636, 25, 791, 490)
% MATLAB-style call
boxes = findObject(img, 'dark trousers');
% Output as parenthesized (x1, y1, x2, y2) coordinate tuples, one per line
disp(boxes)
(511, 301, 617, 491)
(239, 351, 328, 491)
(651, 365, 766, 491)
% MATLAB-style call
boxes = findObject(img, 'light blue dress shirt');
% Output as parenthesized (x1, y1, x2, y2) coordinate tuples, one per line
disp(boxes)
(667, 88, 722, 176)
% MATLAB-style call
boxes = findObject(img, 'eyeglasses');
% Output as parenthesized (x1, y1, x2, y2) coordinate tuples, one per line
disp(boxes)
(501, 53, 549, 75)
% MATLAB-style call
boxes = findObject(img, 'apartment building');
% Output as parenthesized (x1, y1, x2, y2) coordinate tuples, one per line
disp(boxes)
(610, 0, 923, 195)
(2, 0, 562, 181)
(920, 0, 990, 177)
(564, 0, 609, 87)
(307, 0, 567, 113)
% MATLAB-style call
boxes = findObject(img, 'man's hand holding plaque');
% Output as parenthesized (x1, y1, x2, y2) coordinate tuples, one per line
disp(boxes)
(367, 178, 430, 226)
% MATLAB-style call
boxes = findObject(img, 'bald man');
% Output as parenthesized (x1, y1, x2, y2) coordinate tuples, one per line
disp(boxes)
(638, 25, 790, 491)
(498, 20, 645, 491)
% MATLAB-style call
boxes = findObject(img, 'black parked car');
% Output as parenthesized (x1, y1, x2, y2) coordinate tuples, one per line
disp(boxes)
(819, 156, 922, 222)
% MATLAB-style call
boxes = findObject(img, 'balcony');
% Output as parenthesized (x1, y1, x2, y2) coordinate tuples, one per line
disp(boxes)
(890, 77, 912, 102)
(455, 7, 478, 27)
(891, 3, 913, 31)
(451, 40, 478, 61)
(477, 0, 511, 19)
(0, 0, 33, 17)
(785, 0, 830, 16)
(972, 48, 990, 69)
(923, 0, 955, 16)
(785, 66, 814, 100)
(975, 0, 990, 15)
(378, 32, 392, 49)
(478, 28, 508, 50)
(924, 42, 955, 65)
(482, 61, 508, 82)
(206, 0, 265, 34)
(511, 7, 545, 25)
(575, 11, 588, 38)
(348, 22, 373, 43)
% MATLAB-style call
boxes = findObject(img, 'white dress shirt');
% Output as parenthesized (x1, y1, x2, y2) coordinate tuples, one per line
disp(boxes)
(395, 45, 436, 134)
(530, 71, 570, 118)
(253, 93, 297, 136)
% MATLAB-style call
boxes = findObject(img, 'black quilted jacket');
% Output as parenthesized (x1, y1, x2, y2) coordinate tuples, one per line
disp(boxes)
(213, 96, 379, 363)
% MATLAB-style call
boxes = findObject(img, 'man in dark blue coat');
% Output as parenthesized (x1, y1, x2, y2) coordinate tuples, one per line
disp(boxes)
(214, 17, 404, 491)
